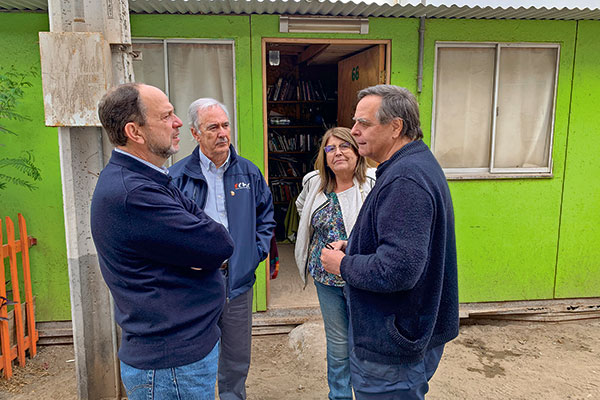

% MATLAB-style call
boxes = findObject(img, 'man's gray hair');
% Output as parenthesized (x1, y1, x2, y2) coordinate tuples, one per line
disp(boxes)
(188, 98, 230, 132)
(357, 85, 423, 140)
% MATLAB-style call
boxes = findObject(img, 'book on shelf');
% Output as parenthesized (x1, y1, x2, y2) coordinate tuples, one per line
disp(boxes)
(316, 80, 327, 101)
(279, 79, 288, 101)
(272, 77, 283, 101)
(269, 131, 319, 152)
(269, 179, 302, 203)
(308, 81, 317, 101)
(269, 77, 329, 101)
(269, 154, 308, 177)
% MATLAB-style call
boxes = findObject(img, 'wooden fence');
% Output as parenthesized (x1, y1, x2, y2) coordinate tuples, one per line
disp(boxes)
(0, 214, 38, 379)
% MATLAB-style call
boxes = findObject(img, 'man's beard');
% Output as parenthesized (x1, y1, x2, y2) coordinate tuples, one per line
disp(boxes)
(148, 136, 178, 159)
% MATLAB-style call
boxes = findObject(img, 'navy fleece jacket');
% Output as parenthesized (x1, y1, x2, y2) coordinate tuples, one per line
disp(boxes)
(90, 150, 234, 369)
(341, 140, 459, 365)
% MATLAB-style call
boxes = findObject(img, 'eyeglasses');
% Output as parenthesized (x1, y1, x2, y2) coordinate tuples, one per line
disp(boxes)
(324, 142, 353, 154)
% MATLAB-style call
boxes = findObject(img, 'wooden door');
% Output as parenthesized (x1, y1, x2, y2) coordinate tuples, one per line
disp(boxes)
(337, 44, 386, 129)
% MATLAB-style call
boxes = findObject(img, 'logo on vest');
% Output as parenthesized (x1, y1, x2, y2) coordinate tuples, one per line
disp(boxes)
(234, 182, 251, 190)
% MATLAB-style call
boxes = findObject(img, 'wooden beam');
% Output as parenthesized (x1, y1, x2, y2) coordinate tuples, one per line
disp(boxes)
(299, 44, 330, 64)
(265, 38, 389, 46)
(268, 45, 307, 54)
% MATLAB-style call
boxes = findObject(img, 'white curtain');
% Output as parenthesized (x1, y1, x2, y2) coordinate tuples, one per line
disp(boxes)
(167, 43, 235, 163)
(132, 41, 236, 164)
(494, 47, 557, 169)
(433, 47, 495, 168)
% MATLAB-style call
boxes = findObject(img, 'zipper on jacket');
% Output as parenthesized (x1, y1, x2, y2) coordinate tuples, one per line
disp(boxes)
(311, 197, 330, 220)
(303, 196, 330, 289)
(191, 176, 229, 299)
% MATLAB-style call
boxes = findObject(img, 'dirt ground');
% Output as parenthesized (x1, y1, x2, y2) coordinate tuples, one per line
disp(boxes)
(1, 318, 598, 400)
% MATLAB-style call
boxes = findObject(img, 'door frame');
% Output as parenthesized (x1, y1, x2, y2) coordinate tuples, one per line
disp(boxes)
(261, 38, 391, 307)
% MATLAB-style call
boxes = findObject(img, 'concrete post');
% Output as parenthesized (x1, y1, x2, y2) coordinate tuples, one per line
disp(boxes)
(45, 1, 133, 398)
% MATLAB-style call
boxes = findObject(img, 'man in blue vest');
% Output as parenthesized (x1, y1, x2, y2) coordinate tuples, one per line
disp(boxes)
(170, 98, 276, 400)
(322, 85, 458, 399)
(91, 83, 234, 399)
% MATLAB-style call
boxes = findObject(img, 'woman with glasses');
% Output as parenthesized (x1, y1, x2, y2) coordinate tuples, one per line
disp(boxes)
(295, 126, 376, 400)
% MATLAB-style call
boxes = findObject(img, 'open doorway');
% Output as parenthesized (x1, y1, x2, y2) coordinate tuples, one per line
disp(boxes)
(262, 39, 390, 310)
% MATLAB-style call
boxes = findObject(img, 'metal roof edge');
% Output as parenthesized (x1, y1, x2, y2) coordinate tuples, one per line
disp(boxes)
(0, 0, 599, 20)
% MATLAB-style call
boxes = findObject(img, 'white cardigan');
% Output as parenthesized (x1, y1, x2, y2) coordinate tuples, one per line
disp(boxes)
(294, 168, 377, 285)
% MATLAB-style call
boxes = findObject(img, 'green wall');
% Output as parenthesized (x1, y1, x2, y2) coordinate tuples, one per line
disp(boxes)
(250, 17, 589, 303)
(133, 15, 600, 305)
(421, 19, 577, 302)
(2, 12, 598, 321)
(555, 20, 600, 298)
(0, 13, 70, 321)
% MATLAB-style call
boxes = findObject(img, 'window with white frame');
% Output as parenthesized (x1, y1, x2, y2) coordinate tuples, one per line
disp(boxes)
(132, 39, 237, 163)
(432, 43, 559, 176)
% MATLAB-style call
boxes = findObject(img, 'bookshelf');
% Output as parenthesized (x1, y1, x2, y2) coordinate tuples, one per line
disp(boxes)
(266, 53, 337, 240)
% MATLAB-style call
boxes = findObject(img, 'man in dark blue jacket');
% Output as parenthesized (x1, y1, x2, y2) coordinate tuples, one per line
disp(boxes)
(170, 98, 275, 400)
(322, 85, 458, 399)
(91, 83, 234, 400)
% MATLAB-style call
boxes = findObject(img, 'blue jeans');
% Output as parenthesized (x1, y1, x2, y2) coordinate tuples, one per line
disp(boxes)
(349, 340, 445, 400)
(120, 341, 219, 400)
(314, 280, 352, 400)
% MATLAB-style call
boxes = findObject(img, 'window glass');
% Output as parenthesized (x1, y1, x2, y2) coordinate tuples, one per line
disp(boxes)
(434, 47, 495, 168)
(432, 43, 558, 176)
(132, 42, 166, 93)
(494, 47, 557, 169)
(167, 43, 236, 162)
(132, 40, 236, 163)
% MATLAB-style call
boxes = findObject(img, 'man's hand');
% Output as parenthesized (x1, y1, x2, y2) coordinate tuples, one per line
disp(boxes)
(328, 240, 347, 252)
(321, 240, 347, 275)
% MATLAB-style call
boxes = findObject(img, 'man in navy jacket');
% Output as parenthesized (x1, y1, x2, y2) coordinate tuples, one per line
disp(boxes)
(91, 83, 234, 399)
(322, 85, 458, 399)
(170, 98, 275, 400)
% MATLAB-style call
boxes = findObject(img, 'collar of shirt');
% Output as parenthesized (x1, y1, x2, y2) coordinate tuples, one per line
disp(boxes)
(198, 147, 231, 173)
(114, 148, 169, 175)
(197, 147, 230, 231)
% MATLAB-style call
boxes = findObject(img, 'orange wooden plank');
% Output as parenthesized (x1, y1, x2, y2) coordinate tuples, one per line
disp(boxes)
(0, 219, 13, 378)
(0, 302, 40, 373)
(2, 241, 22, 255)
(17, 214, 36, 358)
(4, 217, 25, 367)
(0, 335, 34, 370)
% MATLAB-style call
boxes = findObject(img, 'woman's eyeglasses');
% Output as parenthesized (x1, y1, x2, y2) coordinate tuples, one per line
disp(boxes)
(324, 142, 353, 154)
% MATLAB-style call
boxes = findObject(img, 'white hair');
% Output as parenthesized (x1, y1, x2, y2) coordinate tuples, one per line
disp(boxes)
(187, 98, 230, 133)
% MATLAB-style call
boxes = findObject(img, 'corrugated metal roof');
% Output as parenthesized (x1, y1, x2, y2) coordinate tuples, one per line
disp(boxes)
(0, 0, 599, 20)
(0, 0, 46, 11)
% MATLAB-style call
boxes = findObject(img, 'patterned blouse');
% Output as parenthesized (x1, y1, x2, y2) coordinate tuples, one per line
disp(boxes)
(307, 191, 348, 287)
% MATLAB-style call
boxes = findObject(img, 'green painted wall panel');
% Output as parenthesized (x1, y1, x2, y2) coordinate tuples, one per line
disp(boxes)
(419, 19, 577, 302)
(555, 21, 600, 298)
(3, 12, 596, 321)
(0, 13, 70, 321)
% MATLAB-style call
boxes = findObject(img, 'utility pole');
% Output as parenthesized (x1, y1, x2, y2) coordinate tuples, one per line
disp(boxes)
(40, 1, 133, 398)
